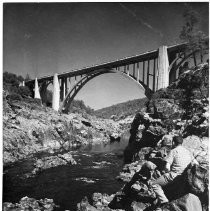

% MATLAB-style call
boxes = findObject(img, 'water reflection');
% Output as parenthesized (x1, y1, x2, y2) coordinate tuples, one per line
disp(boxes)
(81, 131, 130, 153)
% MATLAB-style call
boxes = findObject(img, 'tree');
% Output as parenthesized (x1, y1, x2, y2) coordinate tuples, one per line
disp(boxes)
(18, 86, 32, 97)
(3, 71, 32, 98)
(25, 73, 31, 82)
(3, 72, 21, 87)
(179, 6, 208, 58)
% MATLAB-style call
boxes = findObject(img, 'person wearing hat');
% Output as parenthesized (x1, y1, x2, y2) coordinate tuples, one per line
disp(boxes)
(149, 135, 198, 210)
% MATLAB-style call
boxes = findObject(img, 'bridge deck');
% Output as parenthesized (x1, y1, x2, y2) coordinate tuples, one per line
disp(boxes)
(26, 42, 186, 84)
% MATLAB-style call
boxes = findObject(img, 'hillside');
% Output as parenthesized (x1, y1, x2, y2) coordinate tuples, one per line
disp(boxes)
(94, 98, 148, 119)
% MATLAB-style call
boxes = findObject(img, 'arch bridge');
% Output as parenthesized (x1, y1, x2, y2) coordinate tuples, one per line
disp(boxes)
(25, 43, 207, 113)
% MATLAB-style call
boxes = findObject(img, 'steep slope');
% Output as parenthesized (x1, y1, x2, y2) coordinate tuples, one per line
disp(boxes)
(95, 98, 148, 119)
(3, 93, 124, 166)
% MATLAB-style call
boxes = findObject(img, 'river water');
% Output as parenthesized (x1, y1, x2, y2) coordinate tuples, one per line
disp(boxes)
(3, 133, 130, 211)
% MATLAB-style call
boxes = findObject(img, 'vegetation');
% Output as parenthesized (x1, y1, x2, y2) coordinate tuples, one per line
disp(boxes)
(178, 6, 209, 119)
(3, 72, 32, 98)
(179, 6, 208, 58)
(68, 99, 95, 115)
(3, 72, 94, 115)
(3, 72, 24, 86)
(25, 73, 31, 82)
(95, 98, 147, 119)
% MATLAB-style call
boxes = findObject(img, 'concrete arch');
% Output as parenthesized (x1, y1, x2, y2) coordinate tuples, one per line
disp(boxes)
(168, 51, 197, 74)
(60, 68, 152, 113)
(168, 50, 202, 84)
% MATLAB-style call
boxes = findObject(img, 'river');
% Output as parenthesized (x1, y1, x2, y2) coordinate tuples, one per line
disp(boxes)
(3, 132, 130, 211)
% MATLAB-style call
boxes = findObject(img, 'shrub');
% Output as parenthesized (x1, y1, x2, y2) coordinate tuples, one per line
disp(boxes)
(179, 6, 208, 57)
(3, 72, 24, 87)
(6, 93, 22, 101)
(24, 98, 42, 106)
(18, 86, 32, 97)
(69, 99, 94, 115)
(95, 98, 147, 119)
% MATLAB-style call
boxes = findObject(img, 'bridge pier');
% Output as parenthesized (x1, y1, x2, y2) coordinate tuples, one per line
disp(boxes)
(64, 78, 68, 97)
(60, 77, 68, 101)
(74, 76, 77, 85)
(52, 73, 60, 111)
(157, 46, 169, 90)
(169, 52, 177, 84)
(137, 63, 140, 81)
(60, 78, 64, 101)
(34, 78, 41, 99)
(63, 80, 66, 100)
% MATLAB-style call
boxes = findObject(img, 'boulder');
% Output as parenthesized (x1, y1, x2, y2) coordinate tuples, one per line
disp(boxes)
(183, 136, 208, 166)
(149, 98, 184, 120)
(77, 197, 98, 211)
(162, 193, 202, 211)
(187, 164, 209, 205)
(31, 153, 76, 176)
(117, 160, 144, 182)
(108, 191, 131, 210)
(110, 133, 121, 143)
(131, 201, 148, 211)
(92, 193, 114, 209)
(81, 120, 92, 127)
(58, 152, 77, 164)
(124, 113, 166, 163)
(3, 196, 57, 211)
(137, 147, 153, 161)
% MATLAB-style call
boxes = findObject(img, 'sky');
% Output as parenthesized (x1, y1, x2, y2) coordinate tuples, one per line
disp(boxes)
(3, 2, 209, 109)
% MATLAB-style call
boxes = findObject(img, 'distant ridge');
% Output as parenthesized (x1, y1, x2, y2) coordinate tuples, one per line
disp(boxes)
(95, 98, 147, 119)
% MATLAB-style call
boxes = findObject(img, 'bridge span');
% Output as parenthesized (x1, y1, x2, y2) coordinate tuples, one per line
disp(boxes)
(25, 42, 206, 113)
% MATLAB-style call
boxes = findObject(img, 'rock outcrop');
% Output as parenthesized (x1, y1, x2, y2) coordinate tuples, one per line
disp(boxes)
(124, 63, 209, 164)
(78, 63, 209, 211)
(3, 196, 58, 211)
(161, 193, 202, 211)
(3, 95, 125, 166)
(28, 152, 77, 177)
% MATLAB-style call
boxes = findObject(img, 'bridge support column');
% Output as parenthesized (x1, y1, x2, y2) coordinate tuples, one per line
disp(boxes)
(74, 76, 77, 85)
(34, 78, 41, 99)
(137, 63, 140, 82)
(63, 80, 66, 99)
(64, 78, 68, 97)
(157, 46, 169, 90)
(169, 52, 177, 84)
(60, 78, 65, 101)
(52, 73, 60, 111)
(60, 78, 67, 101)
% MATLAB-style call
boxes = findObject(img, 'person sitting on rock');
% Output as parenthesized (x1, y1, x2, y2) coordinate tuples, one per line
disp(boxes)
(149, 135, 198, 210)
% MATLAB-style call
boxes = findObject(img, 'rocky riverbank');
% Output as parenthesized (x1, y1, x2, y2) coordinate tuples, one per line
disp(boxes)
(3, 196, 58, 211)
(77, 63, 209, 211)
(3, 91, 132, 166)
